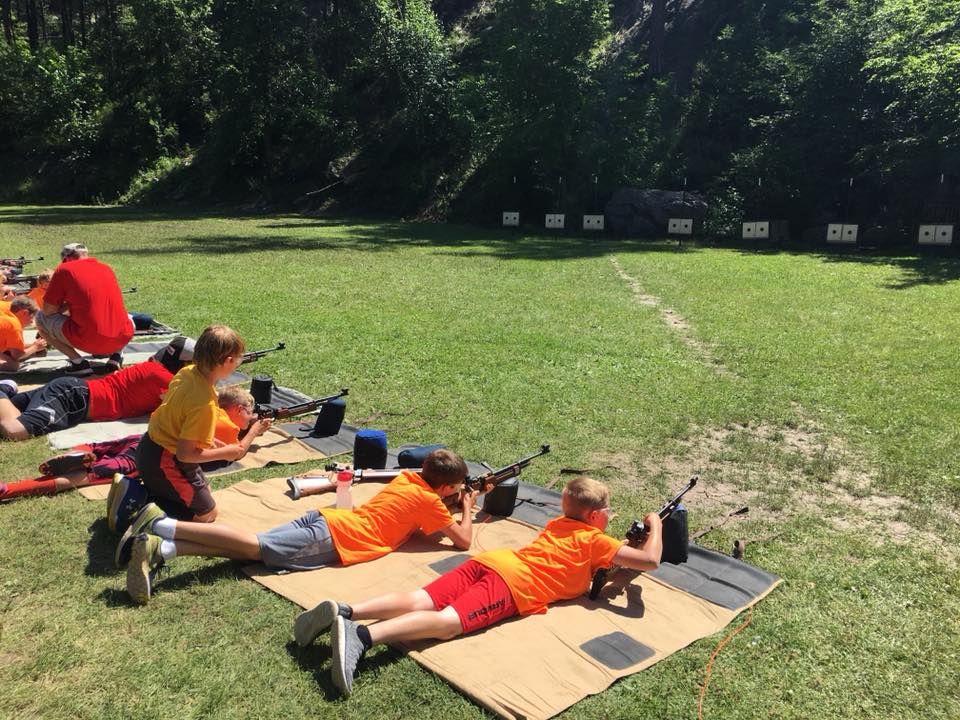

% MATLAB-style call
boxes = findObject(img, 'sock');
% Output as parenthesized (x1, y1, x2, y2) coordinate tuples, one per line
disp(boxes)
(159, 540, 177, 560)
(356, 624, 373, 652)
(153, 517, 177, 540)
(338, 603, 353, 620)
(0, 477, 58, 499)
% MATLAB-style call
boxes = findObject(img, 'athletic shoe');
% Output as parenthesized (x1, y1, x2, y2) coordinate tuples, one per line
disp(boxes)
(115, 503, 167, 568)
(126, 533, 165, 605)
(0, 379, 18, 399)
(106, 473, 148, 533)
(331, 617, 365, 698)
(63, 360, 94, 377)
(294, 599, 344, 647)
(105, 353, 123, 373)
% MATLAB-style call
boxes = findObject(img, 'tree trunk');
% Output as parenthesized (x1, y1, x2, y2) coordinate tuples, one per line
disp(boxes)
(77, 0, 85, 45)
(60, 0, 74, 46)
(649, 0, 665, 77)
(26, 0, 39, 49)
(2, 0, 13, 44)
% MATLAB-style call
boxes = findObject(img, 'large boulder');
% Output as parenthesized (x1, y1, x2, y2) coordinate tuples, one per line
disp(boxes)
(605, 188, 708, 237)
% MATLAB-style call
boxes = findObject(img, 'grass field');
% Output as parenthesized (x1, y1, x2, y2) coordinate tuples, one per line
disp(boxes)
(1, 205, 958, 719)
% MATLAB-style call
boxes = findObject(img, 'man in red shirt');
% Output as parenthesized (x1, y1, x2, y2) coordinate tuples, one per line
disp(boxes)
(35, 243, 134, 377)
(0, 336, 194, 441)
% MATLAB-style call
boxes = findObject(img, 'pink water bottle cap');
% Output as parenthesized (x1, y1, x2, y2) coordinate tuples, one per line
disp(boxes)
(337, 470, 353, 483)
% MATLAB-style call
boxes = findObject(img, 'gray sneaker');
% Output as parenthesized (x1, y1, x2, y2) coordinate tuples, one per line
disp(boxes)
(126, 533, 165, 605)
(294, 599, 339, 647)
(331, 617, 365, 697)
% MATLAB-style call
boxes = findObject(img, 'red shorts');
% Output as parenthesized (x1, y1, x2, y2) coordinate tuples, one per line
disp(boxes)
(423, 559, 518, 634)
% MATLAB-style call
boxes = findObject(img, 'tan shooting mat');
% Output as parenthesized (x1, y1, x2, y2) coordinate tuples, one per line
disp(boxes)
(76, 428, 325, 501)
(211, 477, 780, 720)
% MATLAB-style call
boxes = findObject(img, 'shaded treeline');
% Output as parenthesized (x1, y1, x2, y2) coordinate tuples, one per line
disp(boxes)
(1, 0, 958, 235)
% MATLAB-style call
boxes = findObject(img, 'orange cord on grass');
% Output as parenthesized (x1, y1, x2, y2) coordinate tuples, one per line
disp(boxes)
(697, 607, 754, 720)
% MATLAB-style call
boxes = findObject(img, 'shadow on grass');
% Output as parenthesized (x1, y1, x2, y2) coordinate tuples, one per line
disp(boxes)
(285, 638, 403, 700)
(85, 517, 118, 578)
(6, 205, 960, 286)
(93, 559, 247, 606)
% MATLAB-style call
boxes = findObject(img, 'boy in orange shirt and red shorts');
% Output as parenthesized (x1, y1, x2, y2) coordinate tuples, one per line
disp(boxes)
(117, 449, 481, 605)
(294, 476, 664, 697)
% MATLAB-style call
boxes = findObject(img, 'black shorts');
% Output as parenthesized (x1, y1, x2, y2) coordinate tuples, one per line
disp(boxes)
(136, 432, 214, 520)
(12, 377, 90, 437)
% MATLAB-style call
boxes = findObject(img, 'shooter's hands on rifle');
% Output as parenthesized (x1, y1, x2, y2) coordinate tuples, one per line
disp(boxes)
(643, 512, 663, 533)
(249, 417, 272, 437)
(460, 486, 481, 512)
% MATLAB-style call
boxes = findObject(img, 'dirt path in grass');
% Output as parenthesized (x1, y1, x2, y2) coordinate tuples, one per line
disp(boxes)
(580, 416, 958, 565)
(610, 256, 737, 379)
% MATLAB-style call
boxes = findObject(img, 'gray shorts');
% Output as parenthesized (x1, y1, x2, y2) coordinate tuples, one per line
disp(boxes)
(257, 510, 341, 571)
(35, 312, 71, 346)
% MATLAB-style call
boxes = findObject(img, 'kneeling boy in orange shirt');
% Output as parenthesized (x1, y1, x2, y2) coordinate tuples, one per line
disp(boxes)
(295, 476, 663, 697)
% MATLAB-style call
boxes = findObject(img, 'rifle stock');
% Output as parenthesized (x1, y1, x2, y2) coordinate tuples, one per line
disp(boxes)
(588, 475, 698, 600)
(240, 342, 285, 365)
(287, 465, 408, 500)
(256, 388, 348, 421)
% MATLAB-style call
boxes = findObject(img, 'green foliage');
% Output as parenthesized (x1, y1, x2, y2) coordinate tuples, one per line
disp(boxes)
(1, 0, 958, 223)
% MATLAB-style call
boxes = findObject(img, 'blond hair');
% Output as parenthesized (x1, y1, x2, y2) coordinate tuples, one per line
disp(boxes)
(217, 386, 254, 411)
(562, 477, 610, 520)
(193, 325, 245, 374)
(38, 269, 54, 283)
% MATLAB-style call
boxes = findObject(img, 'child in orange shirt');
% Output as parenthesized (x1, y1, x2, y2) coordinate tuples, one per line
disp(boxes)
(213, 386, 271, 448)
(117, 449, 481, 605)
(25, 268, 53, 308)
(0, 296, 48, 371)
(295, 476, 663, 697)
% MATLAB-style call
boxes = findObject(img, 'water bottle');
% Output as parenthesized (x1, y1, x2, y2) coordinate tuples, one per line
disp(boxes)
(336, 470, 353, 510)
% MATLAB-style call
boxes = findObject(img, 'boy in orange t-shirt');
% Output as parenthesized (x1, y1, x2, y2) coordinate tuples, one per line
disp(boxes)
(117, 449, 480, 605)
(0, 296, 48, 371)
(297, 476, 664, 697)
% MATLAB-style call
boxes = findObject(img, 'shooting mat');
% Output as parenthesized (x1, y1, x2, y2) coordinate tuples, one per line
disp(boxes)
(210, 477, 780, 719)
(75, 427, 326, 501)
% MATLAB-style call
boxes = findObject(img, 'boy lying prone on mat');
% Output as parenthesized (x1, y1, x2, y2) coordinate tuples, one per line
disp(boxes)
(0, 335, 195, 441)
(294, 476, 662, 697)
(115, 449, 485, 605)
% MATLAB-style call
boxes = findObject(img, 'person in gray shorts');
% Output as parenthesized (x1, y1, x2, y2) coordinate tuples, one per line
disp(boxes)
(115, 449, 486, 605)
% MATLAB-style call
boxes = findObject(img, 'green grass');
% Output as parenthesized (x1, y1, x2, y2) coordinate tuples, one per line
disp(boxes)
(1, 206, 958, 719)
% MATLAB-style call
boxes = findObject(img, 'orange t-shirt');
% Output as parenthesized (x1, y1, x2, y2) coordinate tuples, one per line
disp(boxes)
(319, 471, 454, 566)
(0, 311, 25, 353)
(473, 516, 623, 615)
(213, 408, 241, 444)
(27, 286, 45, 307)
(0, 300, 11, 316)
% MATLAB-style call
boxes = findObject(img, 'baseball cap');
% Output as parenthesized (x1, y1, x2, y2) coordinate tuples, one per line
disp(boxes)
(60, 243, 89, 260)
(154, 335, 196, 373)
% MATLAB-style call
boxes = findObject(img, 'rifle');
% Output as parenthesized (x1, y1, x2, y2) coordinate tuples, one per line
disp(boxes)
(122, 287, 137, 294)
(0, 256, 43, 268)
(6, 274, 40, 288)
(445, 444, 551, 509)
(290, 444, 551, 503)
(255, 388, 348, 421)
(588, 475, 697, 600)
(240, 342, 285, 365)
